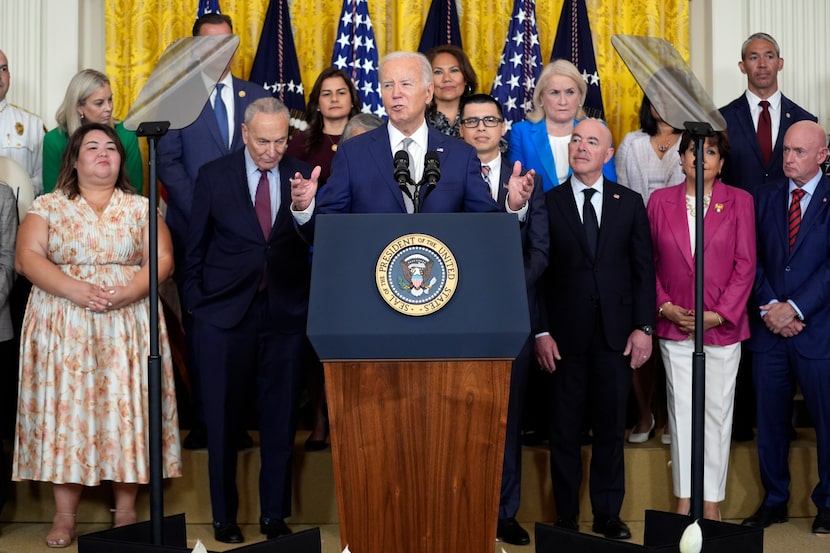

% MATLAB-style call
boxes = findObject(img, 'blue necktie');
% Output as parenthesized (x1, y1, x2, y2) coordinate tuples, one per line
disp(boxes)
(214, 83, 229, 149)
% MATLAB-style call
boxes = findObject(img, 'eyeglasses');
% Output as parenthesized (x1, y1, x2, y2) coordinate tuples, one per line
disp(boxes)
(459, 116, 505, 128)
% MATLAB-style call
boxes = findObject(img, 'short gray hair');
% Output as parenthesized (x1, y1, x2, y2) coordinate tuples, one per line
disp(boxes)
(741, 33, 780, 59)
(342, 113, 384, 141)
(244, 96, 289, 125)
(379, 51, 432, 87)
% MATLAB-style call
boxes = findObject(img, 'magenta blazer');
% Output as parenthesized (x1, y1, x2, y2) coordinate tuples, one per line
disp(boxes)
(647, 179, 756, 345)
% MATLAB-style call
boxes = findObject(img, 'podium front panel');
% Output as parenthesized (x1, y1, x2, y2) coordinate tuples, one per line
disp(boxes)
(308, 213, 529, 360)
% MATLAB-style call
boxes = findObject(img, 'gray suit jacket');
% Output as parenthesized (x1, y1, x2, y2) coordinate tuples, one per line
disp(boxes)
(0, 183, 17, 341)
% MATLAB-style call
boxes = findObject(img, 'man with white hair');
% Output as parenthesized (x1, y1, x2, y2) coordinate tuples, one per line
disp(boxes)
(290, 51, 534, 220)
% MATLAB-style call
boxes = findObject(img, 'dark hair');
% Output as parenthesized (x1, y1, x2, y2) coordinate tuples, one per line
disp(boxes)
(638, 95, 682, 136)
(302, 67, 361, 156)
(678, 129, 730, 164)
(56, 123, 133, 199)
(425, 44, 478, 95)
(425, 45, 478, 120)
(192, 13, 233, 36)
(460, 93, 505, 119)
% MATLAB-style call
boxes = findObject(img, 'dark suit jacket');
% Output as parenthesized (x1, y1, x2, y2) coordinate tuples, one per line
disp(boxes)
(537, 179, 655, 353)
(313, 124, 500, 216)
(719, 93, 816, 194)
(749, 175, 830, 358)
(183, 149, 312, 331)
(159, 77, 269, 252)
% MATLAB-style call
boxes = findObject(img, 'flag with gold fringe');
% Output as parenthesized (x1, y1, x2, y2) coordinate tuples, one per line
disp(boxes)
(331, 0, 385, 117)
(490, 0, 542, 130)
(550, 0, 605, 119)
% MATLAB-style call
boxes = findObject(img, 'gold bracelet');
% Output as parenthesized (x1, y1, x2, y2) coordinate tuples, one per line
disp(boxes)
(715, 312, 724, 326)
(658, 301, 672, 317)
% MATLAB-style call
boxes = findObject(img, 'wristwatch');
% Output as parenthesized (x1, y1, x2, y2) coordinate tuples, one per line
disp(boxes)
(638, 324, 654, 336)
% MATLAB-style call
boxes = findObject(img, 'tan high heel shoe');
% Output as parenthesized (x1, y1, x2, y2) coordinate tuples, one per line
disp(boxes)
(45, 512, 76, 548)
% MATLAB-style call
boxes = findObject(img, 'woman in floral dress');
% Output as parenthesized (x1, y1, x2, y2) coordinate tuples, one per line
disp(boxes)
(13, 123, 181, 547)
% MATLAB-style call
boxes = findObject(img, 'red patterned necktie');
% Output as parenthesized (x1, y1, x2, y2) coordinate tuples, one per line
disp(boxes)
(481, 164, 493, 199)
(255, 169, 272, 239)
(788, 188, 805, 252)
(757, 100, 772, 165)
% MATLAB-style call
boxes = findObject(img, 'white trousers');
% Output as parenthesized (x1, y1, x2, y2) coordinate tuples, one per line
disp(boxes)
(659, 338, 741, 501)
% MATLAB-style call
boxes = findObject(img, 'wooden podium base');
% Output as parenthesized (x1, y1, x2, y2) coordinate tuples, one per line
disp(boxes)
(324, 359, 511, 553)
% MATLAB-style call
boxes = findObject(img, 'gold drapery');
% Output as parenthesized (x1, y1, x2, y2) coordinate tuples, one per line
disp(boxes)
(105, 0, 688, 147)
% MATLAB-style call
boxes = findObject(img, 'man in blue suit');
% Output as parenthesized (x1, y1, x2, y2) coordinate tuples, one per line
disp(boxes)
(720, 33, 816, 194)
(459, 93, 547, 546)
(183, 98, 314, 543)
(290, 51, 533, 221)
(159, 12, 269, 268)
(743, 121, 830, 535)
(158, 12, 268, 450)
(719, 32, 817, 443)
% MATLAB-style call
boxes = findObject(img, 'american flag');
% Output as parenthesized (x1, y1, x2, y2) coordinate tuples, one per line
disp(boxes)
(249, 0, 306, 125)
(490, 0, 542, 130)
(551, 0, 605, 119)
(331, 0, 385, 117)
(418, 0, 463, 53)
(196, 0, 221, 17)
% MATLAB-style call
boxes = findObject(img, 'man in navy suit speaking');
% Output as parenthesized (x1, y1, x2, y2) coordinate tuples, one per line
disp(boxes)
(289, 51, 534, 221)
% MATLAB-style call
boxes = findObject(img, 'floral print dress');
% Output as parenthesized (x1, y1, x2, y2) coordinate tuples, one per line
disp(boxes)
(12, 189, 182, 485)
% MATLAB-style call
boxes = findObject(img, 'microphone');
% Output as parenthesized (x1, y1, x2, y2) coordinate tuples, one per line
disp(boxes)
(393, 150, 411, 187)
(421, 152, 441, 205)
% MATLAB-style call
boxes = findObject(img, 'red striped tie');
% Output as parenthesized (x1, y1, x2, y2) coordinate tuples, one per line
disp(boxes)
(788, 188, 805, 251)
(757, 100, 772, 165)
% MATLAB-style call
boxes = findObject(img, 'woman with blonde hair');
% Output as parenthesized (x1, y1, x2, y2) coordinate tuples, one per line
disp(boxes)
(508, 59, 616, 191)
(42, 69, 143, 193)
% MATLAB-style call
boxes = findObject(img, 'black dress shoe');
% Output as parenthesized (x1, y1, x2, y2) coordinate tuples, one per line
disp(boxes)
(213, 521, 243, 543)
(260, 517, 292, 539)
(741, 503, 788, 528)
(554, 518, 579, 531)
(592, 516, 631, 540)
(812, 508, 830, 534)
(304, 436, 329, 451)
(496, 517, 530, 545)
(183, 424, 208, 450)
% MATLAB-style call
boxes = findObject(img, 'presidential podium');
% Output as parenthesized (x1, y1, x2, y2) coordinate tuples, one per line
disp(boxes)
(307, 213, 529, 553)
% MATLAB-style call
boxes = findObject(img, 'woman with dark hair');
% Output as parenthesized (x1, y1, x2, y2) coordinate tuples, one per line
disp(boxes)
(425, 44, 478, 138)
(616, 94, 685, 445)
(13, 123, 181, 547)
(286, 67, 360, 185)
(647, 130, 755, 520)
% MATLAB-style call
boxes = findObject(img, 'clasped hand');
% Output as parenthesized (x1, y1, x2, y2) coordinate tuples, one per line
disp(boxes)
(70, 281, 130, 312)
(760, 302, 805, 337)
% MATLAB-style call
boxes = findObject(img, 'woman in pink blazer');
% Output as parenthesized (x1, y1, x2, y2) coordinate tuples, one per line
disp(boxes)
(646, 130, 756, 521)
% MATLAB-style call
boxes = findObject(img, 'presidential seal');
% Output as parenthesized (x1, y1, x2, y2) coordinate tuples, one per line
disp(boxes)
(376, 233, 458, 316)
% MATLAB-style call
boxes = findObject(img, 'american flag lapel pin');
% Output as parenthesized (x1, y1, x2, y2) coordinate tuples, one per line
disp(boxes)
(437, 147, 444, 153)
(613, 194, 620, 200)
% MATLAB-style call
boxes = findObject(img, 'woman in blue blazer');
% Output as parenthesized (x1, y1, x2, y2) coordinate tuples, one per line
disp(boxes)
(507, 60, 616, 192)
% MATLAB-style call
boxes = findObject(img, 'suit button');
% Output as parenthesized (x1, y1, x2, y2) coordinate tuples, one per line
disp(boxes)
(785, 266, 791, 272)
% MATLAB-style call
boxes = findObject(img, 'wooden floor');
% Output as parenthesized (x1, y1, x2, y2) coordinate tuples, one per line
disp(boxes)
(1, 429, 827, 551)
